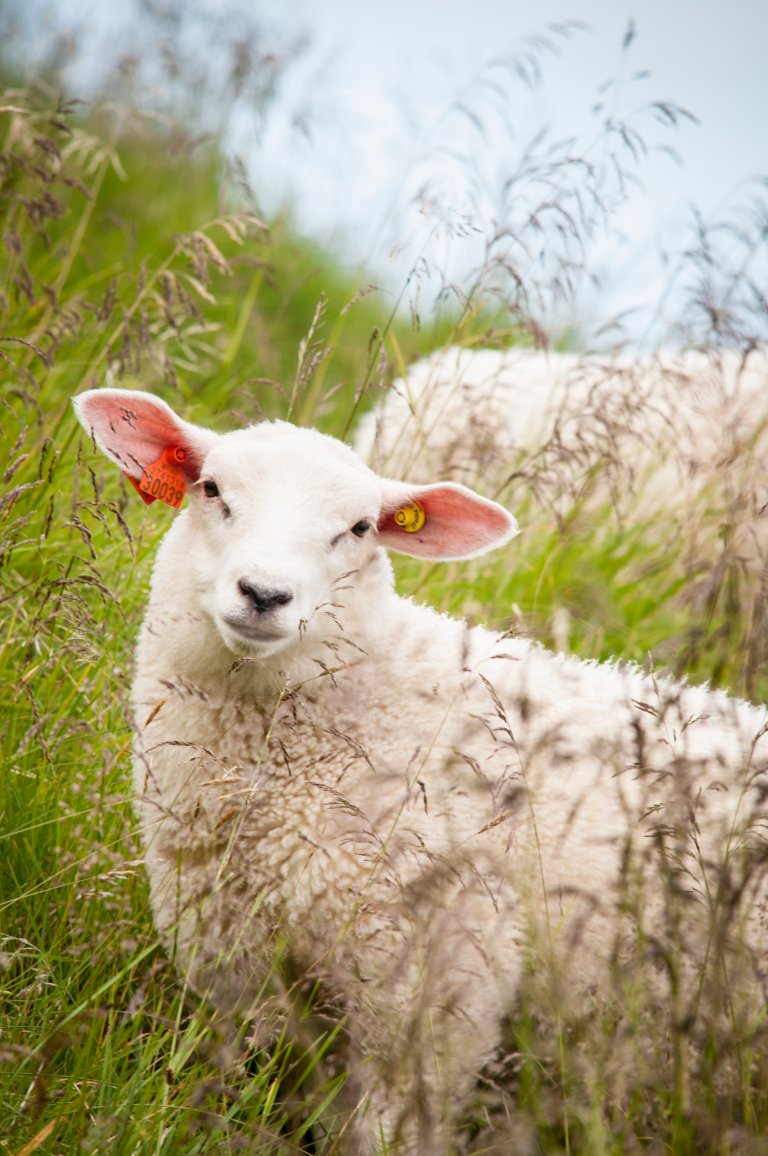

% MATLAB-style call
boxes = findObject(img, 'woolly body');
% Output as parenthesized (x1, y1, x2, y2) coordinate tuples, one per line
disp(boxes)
(75, 389, 768, 1153)
(357, 346, 768, 528)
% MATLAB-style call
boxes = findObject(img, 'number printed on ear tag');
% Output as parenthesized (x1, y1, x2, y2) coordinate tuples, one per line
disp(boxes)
(127, 447, 187, 508)
(394, 502, 426, 533)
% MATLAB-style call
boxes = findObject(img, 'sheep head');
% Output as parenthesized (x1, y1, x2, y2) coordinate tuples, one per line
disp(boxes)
(74, 388, 518, 659)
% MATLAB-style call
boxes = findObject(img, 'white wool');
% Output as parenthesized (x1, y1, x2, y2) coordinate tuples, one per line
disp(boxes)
(75, 388, 768, 1154)
(356, 345, 768, 541)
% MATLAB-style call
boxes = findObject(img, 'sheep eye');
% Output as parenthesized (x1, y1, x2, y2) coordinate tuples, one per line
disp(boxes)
(351, 519, 371, 538)
(203, 480, 219, 498)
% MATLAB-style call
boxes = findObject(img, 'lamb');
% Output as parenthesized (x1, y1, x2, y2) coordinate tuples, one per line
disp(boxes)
(75, 387, 768, 1153)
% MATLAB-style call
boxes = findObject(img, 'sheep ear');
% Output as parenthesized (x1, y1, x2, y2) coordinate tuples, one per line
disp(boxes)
(73, 388, 219, 508)
(377, 480, 518, 560)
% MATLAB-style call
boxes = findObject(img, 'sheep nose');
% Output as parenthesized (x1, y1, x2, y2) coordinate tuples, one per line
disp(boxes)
(238, 579, 294, 615)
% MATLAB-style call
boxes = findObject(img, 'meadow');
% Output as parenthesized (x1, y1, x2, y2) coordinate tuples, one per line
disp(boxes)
(2, 29, 768, 1156)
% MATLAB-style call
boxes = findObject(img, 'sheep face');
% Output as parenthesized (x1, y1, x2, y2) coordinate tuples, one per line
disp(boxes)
(187, 426, 386, 659)
(73, 388, 519, 661)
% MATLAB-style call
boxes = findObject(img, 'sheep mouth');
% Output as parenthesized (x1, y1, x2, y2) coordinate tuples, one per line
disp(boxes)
(220, 617, 291, 648)
(226, 623, 287, 643)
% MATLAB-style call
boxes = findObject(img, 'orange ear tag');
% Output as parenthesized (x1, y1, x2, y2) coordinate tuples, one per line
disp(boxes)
(125, 447, 187, 509)
(394, 501, 426, 533)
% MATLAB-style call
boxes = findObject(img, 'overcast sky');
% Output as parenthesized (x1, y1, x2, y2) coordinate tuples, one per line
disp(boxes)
(246, 0, 768, 343)
(30, 0, 768, 346)
(254, 0, 767, 231)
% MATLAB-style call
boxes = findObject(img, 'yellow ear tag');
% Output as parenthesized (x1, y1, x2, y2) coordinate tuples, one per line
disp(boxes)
(126, 446, 187, 509)
(394, 501, 426, 533)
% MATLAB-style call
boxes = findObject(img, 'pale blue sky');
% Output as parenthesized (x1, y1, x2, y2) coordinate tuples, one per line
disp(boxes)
(34, 0, 768, 344)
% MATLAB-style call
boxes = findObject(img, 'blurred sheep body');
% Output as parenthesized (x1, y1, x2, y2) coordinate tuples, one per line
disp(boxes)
(75, 388, 768, 1154)
(356, 345, 768, 532)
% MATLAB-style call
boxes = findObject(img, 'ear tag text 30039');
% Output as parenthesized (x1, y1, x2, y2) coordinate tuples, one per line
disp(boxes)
(125, 446, 187, 509)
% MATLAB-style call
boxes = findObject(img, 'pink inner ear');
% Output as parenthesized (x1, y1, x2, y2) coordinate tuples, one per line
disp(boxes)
(377, 482, 518, 561)
(74, 389, 217, 483)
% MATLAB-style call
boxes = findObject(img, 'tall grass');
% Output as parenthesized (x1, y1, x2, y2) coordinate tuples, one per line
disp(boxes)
(1, 16, 768, 1156)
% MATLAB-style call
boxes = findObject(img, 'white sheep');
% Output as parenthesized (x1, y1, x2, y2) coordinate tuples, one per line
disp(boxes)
(75, 387, 768, 1153)
(356, 345, 768, 553)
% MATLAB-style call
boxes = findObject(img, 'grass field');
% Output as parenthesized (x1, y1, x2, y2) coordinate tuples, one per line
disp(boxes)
(2, 64, 768, 1156)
